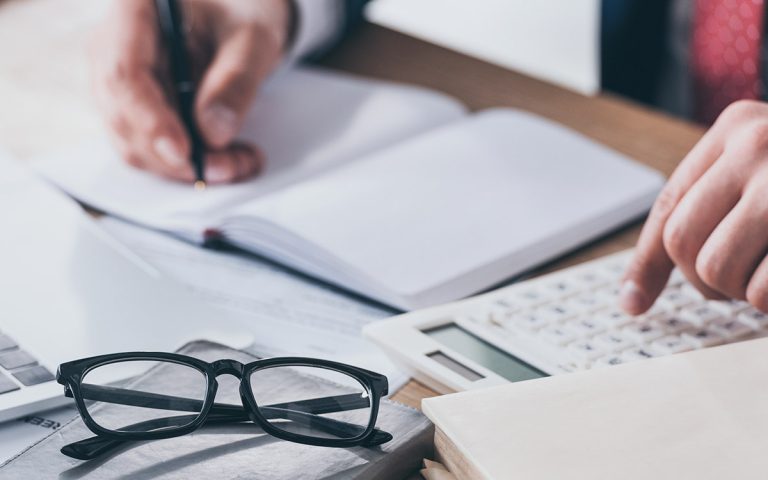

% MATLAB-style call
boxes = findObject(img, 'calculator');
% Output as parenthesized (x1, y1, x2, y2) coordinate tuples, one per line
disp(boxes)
(363, 250, 768, 393)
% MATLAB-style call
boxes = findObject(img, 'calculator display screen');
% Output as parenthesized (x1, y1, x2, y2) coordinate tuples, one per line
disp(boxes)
(424, 324, 547, 383)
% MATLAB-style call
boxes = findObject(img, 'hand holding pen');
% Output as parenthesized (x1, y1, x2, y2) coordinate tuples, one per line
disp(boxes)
(90, 0, 292, 185)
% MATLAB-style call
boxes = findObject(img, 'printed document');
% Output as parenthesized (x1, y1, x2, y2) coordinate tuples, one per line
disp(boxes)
(98, 217, 409, 391)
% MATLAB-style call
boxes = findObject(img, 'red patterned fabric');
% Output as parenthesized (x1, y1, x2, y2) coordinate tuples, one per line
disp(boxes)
(691, 0, 765, 124)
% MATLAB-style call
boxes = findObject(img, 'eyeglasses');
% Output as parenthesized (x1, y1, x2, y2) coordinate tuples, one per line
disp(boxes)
(56, 352, 391, 460)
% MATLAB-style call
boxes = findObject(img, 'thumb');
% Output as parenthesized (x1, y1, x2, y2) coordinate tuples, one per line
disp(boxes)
(195, 29, 281, 148)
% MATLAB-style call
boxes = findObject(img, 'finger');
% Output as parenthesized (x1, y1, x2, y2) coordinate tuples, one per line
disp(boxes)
(107, 132, 148, 171)
(92, 0, 195, 182)
(110, 120, 195, 184)
(195, 28, 281, 148)
(203, 143, 265, 185)
(113, 70, 196, 182)
(697, 177, 768, 299)
(620, 126, 726, 314)
(747, 253, 768, 312)
(660, 155, 741, 299)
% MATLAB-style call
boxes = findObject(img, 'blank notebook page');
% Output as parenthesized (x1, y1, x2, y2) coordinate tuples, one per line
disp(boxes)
(237, 109, 664, 300)
(32, 67, 466, 233)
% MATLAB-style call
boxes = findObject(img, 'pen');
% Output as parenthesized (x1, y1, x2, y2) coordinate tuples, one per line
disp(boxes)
(155, 0, 207, 191)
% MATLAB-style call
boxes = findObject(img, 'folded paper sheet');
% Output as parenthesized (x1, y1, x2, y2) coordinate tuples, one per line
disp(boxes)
(2, 342, 433, 480)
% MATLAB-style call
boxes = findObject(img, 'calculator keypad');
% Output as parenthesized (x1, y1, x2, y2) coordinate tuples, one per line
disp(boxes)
(472, 252, 764, 373)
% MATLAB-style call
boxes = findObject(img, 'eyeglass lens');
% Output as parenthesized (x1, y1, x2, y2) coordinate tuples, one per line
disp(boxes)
(249, 366, 373, 441)
(80, 360, 207, 433)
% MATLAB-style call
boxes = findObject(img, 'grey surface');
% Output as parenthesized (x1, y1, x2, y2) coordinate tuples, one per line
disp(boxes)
(1, 341, 432, 480)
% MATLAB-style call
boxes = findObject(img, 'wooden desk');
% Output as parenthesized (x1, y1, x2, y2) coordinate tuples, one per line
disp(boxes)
(0, 0, 706, 474)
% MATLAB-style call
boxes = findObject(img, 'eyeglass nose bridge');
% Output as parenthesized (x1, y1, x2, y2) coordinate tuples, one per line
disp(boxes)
(211, 359, 246, 378)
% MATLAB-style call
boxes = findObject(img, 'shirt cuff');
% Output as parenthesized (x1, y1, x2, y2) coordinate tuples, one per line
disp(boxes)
(286, 0, 345, 62)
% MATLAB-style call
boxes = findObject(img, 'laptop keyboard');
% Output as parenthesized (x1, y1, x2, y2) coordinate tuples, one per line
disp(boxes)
(0, 334, 54, 394)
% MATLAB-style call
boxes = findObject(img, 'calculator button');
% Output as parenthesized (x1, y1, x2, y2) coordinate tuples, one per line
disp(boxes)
(491, 298, 522, 313)
(556, 359, 591, 373)
(649, 335, 695, 355)
(566, 295, 603, 315)
(592, 332, 633, 353)
(591, 308, 633, 328)
(655, 314, 697, 335)
(594, 355, 626, 368)
(621, 348, 656, 363)
(709, 317, 754, 339)
(621, 322, 665, 343)
(537, 305, 577, 323)
(708, 299, 749, 316)
(515, 289, 548, 306)
(569, 318, 606, 337)
(0, 373, 19, 394)
(682, 328, 726, 348)
(593, 285, 622, 304)
(657, 288, 697, 310)
(738, 309, 768, 329)
(543, 279, 580, 297)
(599, 260, 626, 278)
(13, 366, 54, 386)
(568, 341, 603, 361)
(678, 304, 724, 327)
(510, 312, 550, 331)
(488, 308, 514, 327)
(642, 300, 672, 319)
(539, 325, 578, 346)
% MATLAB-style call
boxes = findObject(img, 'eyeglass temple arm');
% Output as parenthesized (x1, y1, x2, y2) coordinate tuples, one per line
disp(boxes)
(62, 407, 392, 460)
(61, 385, 391, 460)
(72, 384, 370, 417)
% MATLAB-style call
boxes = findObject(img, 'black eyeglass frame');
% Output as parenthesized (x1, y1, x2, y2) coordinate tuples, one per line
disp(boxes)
(57, 352, 389, 449)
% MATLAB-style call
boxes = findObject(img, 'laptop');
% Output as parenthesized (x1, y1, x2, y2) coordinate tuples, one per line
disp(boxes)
(0, 153, 254, 422)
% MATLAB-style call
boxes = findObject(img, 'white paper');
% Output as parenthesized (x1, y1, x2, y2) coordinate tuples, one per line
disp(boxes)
(97, 217, 410, 392)
(33, 67, 466, 234)
(0, 406, 76, 465)
(239, 110, 664, 304)
(367, 0, 601, 95)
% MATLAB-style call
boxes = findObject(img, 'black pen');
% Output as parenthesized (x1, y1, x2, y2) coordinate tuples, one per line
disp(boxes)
(155, 0, 207, 190)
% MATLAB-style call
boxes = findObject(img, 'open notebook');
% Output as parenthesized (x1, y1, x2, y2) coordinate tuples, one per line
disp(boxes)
(34, 67, 665, 311)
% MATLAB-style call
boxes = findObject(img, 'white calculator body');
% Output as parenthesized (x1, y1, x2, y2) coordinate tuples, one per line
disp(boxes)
(364, 250, 768, 393)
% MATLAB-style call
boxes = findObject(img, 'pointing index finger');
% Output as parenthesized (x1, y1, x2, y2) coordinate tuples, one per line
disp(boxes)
(620, 126, 725, 314)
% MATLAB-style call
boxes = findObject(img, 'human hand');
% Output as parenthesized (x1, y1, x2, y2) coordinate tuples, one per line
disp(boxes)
(621, 100, 768, 314)
(91, 0, 292, 183)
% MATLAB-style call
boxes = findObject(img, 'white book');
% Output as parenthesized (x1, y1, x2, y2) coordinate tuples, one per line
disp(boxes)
(33, 66, 664, 311)
(366, 0, 600, 95)
(422, 338, 768, 480)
